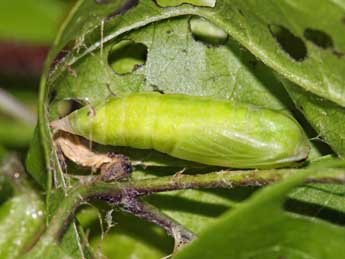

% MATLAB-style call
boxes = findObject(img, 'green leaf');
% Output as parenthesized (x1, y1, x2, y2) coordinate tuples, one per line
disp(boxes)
(198, 0, 345, 107)
(174, 168, 345, 259)
(0, 0, 71, 43)
(26, 128, 47, 188)
(0, 117, 34, 148)
(0, 155, 45, 259)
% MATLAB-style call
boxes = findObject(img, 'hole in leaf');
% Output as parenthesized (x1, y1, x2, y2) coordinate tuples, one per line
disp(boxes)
(304, 28, 334, 49)
(155, 0, 216, 8)
(108, 40, 148, 75)
(269, 24, 307, 61)
(56, 99, 84, 118)
(189, 17, 228, 45)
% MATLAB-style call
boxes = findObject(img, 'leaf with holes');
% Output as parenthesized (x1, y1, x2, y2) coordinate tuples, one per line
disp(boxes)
(200, 0, 345, 107)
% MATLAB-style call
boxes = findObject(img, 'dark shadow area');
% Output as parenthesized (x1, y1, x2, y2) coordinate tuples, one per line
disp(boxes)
(284, 198, 345, 227)
(224, 36, 295, 110)
(290, 106, 334, 157)
(204, 187, 258, 203)
(145, 194, 230, 217)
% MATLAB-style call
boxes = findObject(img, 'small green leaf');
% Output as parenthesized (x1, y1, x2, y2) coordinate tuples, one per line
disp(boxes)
(0, 156, 45, 259)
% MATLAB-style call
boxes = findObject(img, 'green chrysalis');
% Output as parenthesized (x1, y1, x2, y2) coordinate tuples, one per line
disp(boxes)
(52, 92, 310, 169)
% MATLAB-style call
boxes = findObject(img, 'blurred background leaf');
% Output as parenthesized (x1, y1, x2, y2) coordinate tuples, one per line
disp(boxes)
(0, 0, 71, 44)
(0, 0, 74, 153)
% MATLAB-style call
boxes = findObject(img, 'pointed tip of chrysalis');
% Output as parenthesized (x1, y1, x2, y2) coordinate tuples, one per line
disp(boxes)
(50, 117, 72, 133)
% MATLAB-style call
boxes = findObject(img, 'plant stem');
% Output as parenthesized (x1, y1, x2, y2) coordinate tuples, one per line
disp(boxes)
(25, 167, 345, 256)
(119, 198, 196, 248)
(129, 168, 345, 195)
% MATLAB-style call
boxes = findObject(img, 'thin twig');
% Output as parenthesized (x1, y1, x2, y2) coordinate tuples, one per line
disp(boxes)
(119, 198, 196, 250)
(0, 88, 36, 125)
